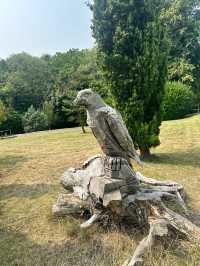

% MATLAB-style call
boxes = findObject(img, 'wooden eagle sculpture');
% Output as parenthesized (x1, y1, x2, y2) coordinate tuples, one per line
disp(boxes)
(74, 89, 141, 165)
(53, 91, 198, 266)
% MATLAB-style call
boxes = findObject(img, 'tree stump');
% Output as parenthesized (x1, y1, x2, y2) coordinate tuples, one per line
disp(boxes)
(53, 155, 200, 266)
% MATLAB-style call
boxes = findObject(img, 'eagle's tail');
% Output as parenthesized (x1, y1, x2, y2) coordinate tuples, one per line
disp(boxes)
(134, 155, 143, 166)
(129, 150, 143, 166)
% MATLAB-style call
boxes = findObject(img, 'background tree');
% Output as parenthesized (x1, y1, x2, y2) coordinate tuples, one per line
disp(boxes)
(168, 58, 195, 85)
(0, 108, 23, 134)
(91, 0, 169, 156)
(0, 49, 102, 133)
(163, 0, 200, 98)
(5, 53, 53, 112)
(42, 101, 55, 129)
(47, 48, 102, 131)
(23, 106, 48, 133)
(62, 90, 87, 133)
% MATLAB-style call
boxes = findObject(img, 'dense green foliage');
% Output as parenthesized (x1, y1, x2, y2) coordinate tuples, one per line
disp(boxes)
(0, 109, 23, 134)
(42, 101, 55, 129)
(164, 0, 200, 95)
(91, 0, 169, 155)
(0, 49, 101, 133)
(23, 106, 49, 133)
(163, 82, 194, 120)
(0, 53, 52, 112)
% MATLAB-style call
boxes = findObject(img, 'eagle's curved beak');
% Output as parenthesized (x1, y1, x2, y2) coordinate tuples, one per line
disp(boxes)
(73, 96, 86, 106)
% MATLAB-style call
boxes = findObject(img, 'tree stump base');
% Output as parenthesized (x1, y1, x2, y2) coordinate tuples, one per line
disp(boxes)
(53, 155, 200, 266)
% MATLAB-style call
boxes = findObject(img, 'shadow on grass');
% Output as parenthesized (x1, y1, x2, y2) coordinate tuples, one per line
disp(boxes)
(142, 150, 200, 168)
(0, 155, 28, 173)
(0, 183, 59, 200)
(1, 225, 200, 266)
(0, 228, 121, 266)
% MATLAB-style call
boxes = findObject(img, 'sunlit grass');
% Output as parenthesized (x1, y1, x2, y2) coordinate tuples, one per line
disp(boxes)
(0, 116, 200, 265)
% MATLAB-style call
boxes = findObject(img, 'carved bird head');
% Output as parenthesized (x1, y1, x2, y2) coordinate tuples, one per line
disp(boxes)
(74, 89, 105, 109)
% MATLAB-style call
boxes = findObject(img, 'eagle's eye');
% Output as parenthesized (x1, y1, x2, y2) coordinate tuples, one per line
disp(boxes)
(84, 92, 92, 98)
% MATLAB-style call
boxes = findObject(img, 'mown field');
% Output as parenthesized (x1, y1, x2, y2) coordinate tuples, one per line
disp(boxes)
(1, 115, 200, 266)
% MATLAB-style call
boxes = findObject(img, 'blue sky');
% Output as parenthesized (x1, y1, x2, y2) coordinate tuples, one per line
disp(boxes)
(0, 0, 94, 59)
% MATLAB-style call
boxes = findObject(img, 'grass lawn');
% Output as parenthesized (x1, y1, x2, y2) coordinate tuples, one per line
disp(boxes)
(1, 115, 200, 266)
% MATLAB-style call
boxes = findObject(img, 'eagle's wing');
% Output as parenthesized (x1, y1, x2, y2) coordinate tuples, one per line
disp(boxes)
(105, 107, 142, 165)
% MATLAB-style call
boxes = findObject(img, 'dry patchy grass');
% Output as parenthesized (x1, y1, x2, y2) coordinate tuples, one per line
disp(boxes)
(1, 116, 200, 265)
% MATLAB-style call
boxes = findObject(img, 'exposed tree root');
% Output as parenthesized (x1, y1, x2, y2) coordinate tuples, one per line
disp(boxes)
(122, 218, 169, 266)
(135, 172, 183, 189)
(80, 211, 102, 228)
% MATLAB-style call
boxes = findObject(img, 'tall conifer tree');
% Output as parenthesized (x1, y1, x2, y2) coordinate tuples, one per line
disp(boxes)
(91, 0, 169, 156)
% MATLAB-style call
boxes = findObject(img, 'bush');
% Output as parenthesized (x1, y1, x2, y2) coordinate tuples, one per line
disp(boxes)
(23, 106, 48, 133)
(0, 109, 23, 134)
(163, 82, 194, 120)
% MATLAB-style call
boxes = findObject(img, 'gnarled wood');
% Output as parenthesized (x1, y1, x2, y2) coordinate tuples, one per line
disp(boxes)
(123, 218, 169, 266)
(80, 211, 102, 228)
(135, 172, 183, 191)
(52, 193, 90, 217)
(160, 202, 200, 241)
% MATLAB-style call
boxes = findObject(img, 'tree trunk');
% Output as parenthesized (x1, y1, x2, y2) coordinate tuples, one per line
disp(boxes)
(140, 148, 151, 157)
(81, 126, 86, 134)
